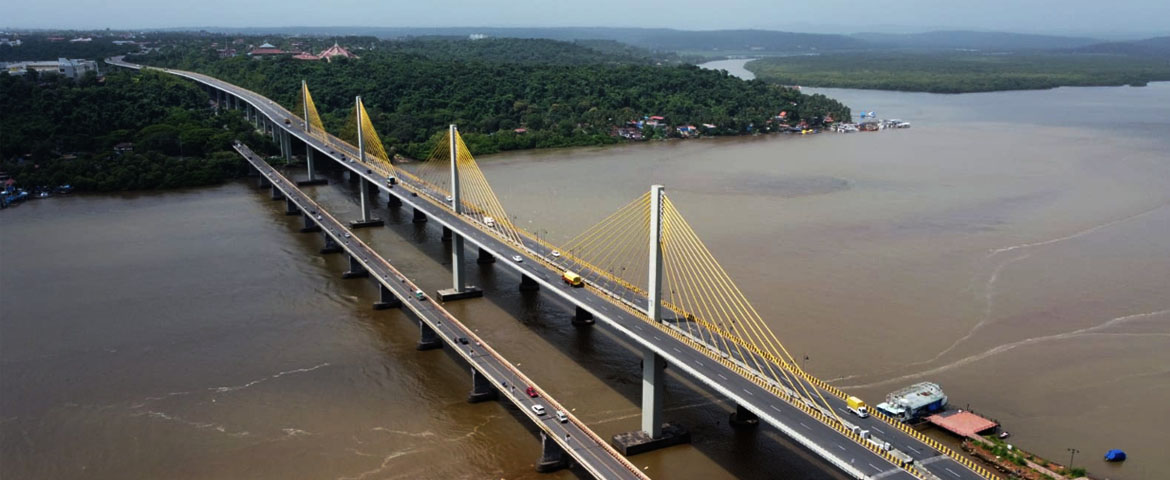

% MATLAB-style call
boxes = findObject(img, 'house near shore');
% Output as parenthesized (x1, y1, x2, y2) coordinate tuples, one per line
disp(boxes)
(294, 43, 359, 62)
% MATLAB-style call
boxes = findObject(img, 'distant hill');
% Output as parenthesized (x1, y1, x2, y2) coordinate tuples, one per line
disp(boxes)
(851, 30, 1102, 50)
(194, 26, 869, 54)
(1072, 36, 1170, 59)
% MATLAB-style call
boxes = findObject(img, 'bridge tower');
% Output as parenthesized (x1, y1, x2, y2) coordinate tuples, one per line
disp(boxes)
(612, 185, 690, 455)
(438, 124, 484, 301)
(349, 96, 383, 229)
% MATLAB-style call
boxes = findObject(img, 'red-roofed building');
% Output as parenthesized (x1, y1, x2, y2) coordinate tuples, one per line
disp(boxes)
(248, 42, 288, 57)
(317, 43, 358, 62)
(292, 52, 320, 61)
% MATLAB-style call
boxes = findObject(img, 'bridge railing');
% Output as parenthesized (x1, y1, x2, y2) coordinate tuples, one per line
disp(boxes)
(248, 152, 647, 480)
(208, 66, 990, 479)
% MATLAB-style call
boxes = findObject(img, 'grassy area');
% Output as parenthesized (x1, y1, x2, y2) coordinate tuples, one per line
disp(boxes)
(746, 52, 1170, 93)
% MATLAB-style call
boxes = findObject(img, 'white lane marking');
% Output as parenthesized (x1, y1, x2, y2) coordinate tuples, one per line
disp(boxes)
(770, 404, 782, 412)
(907, 446, 921, 453)
(695, 361, 703, 367)
(717, 374, 728, 380)
(871, 426, 885, 435)
(944, 467, 960, 478)
(742, 388, 753, 396)
(799, 422, 812, 430)
(673, 347, 682, 353)
(835, 444, 847, 452)
(868, 463, 882, 473)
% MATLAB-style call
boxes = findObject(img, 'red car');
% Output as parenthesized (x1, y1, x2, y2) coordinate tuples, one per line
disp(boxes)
(525, 386, 538, 398)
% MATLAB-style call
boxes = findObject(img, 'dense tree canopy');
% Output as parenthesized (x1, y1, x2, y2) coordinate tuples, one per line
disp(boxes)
(133, 36, 851, 158)
(0, 70, 275, 191)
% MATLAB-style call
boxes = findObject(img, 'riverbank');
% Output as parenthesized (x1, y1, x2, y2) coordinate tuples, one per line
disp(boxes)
(743, 52, 1170, 93)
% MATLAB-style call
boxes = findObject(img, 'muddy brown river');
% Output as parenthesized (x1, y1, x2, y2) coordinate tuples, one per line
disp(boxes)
(3, 80, 1168, 479)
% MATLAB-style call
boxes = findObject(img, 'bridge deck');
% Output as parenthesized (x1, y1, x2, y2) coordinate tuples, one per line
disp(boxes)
(111, 56, 991, 480)
(233, 143, 647, 480)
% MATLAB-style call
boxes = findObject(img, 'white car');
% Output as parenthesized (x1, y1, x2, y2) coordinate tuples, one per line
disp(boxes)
(551, 251, 561, 258)
(512, 255, 523, 263)
(555, 410, 568, 423)
(531, 404, 546, 416)
(344, 233, 352, 238)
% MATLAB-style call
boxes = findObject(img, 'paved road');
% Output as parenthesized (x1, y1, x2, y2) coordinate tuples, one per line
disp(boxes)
(111, 56, 989, 480)
(233, 142, 647, 480)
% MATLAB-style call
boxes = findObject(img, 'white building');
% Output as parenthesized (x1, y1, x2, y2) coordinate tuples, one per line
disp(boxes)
(3, 58, 99, 79)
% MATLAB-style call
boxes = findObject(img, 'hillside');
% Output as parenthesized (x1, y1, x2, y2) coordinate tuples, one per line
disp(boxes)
(850, 30, 1103, 50)
(132, 35, 850, 158)
(1072, 36, 1170, 59)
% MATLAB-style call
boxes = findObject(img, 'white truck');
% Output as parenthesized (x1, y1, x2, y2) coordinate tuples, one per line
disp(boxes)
(847, 396, 869, 418)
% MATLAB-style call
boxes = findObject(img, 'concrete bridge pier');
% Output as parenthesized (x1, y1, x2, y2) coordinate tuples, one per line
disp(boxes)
(417, 321, 442, 351)
(386, 194, 402, 208)
(349, 179, 384, 229)
(467, 368, 498, 403)
(519, 274, 540, 292)
(296, 148, 328, 186)
(611, 347, 690, 455)
(281, 130, 292, 165)
(477, 248, 496, 264)
(270, 185, 283, 200)
(729, 404, 760, 428)
(412, 208, 428, 223)
(342, 254, 369, 279)
(300, 213, 321, 233)
(535, 431, 569, 473)
(441, 226, 453, 242)
(256, 175, 268, 189)
(373, 284, 402, 310)
(439, 235, 483, 301)
(572, 306, 595, 327)
(319, 233, 342, 254)
(285, 198, 299, 215)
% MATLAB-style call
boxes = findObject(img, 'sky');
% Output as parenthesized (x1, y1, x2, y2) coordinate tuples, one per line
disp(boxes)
(4, 0, 1169, 37)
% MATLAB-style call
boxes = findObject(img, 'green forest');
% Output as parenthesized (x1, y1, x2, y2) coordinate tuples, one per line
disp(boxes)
(133, 36, 851, 158)
(746, 52, 1170, 93)
(0, 70, 276, 191)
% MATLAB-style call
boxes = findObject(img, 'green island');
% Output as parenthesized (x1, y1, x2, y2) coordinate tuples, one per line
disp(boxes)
(746, 52, 1170, 93)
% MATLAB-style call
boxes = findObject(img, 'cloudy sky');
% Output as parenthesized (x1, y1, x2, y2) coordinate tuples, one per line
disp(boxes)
(6, 0, 1169, 37)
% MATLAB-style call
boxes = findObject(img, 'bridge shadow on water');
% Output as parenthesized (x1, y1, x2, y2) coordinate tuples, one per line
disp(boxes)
(273, 164, 848, 479)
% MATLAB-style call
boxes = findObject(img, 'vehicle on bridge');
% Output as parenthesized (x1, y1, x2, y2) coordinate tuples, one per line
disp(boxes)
(562, 271, 584, 287)
(414, 289, 425, 300)
(526, 386, 539, 398)
(847, 396, 870, 418)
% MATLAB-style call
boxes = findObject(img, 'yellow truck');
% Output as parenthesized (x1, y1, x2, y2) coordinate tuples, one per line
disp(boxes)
(561, 271, 584, 287)
(847, 396, 869, 418)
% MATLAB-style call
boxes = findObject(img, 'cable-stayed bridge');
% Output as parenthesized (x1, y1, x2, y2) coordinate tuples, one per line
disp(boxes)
(109, 57, 994, 480)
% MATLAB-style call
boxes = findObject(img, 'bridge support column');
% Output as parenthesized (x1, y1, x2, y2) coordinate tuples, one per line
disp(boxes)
(412, 207, 428, 223)
(320, 232, 342, 254)
(285, 198, 299, 215)
(342, 254, 369, 279)
(519, 274, 540, 291)
(535, 431, 569, 473)
(572, 306, 595, 327)
(349, 178, 384, 229)
(417, 321, 442, 351)
(441, 226, 452, 242)
(438, 234, 483, 301)
(477, 248, 496, 264)
(300, 213, 321, 233)
(729, 404, 760, 428)
(386, 194, 401, 208)
(270, 184, 283, 200)
(256, 175, 268, 189)
(468, 368, 498, 403)
(611, 347, 690, 456)
(296, 149, 328, 186)
(373, 284, 402, 310)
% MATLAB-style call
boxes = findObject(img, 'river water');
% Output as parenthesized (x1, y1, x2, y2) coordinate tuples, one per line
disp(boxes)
(3, 69, 1169, 479)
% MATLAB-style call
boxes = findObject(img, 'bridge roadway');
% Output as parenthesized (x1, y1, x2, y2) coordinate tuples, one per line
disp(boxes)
(232, 142, 647, 480)
(111, 56, 986, 480)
